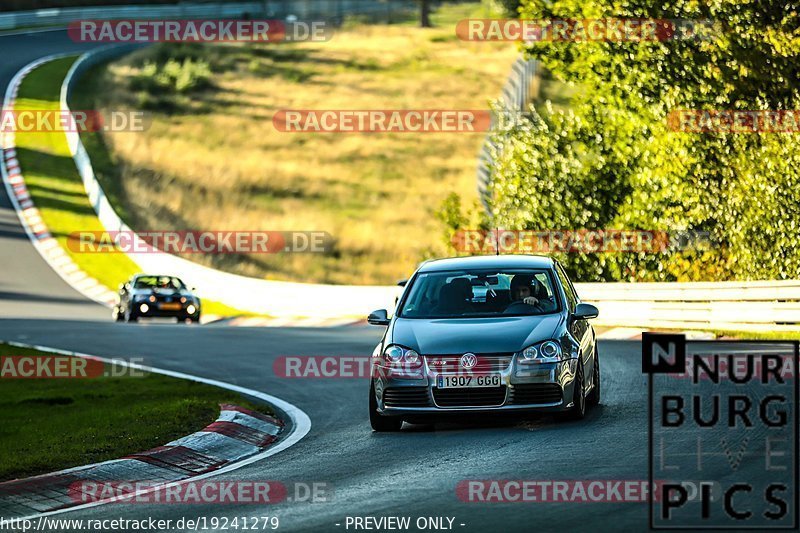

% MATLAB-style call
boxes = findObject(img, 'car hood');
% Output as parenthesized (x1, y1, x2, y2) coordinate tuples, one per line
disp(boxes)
(389, 314, 563, 354)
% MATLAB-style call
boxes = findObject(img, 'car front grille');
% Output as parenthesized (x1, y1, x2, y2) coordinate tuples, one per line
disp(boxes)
(425, 353, 513, 373)
(383, 387, 431, 408)
(510, 383, 563, 405)
(432, 386, 507, 408)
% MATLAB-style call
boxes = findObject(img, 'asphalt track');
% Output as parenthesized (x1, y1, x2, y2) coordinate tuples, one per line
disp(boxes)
(0, 30, 108, 321)
(1, 30, 795, 533)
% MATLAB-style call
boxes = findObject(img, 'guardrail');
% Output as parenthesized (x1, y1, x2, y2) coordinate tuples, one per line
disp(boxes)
(476, 56, 537, 210)
(0, 0, 416, 30)
(577, 280, 800, 332)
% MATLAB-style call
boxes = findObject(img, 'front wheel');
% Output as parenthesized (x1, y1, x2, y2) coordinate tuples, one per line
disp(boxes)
(369, 383, 403, 432)
(561, 360, 586, 421)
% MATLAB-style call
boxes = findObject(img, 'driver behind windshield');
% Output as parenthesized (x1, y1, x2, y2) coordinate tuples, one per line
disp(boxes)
(504, 275, 554, 314)
(156, 277, 181, 290)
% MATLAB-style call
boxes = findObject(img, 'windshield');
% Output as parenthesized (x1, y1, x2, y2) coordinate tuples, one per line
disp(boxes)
(399, 269, 560, 319)
(133, 275, 185, 290)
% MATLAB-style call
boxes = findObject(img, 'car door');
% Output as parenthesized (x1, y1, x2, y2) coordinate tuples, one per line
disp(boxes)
(554, 262, 594, 384)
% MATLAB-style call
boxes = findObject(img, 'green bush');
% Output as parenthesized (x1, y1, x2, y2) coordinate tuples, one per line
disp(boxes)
(130, 58, 212, 95)
(480, 0, 800, 282)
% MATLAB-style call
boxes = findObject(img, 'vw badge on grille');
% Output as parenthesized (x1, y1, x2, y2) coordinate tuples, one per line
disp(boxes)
(460, 353, 477, 369)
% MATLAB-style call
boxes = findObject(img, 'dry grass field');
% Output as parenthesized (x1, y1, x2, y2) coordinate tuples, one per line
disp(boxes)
(80, 3, 517, 284)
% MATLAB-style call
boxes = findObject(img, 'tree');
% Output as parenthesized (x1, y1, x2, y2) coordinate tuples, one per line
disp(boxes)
(418, 0, 431, 28)
(486, 0, 800, 282)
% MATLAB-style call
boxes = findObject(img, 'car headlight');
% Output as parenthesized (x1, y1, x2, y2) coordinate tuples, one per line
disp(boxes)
(404, 350, 420, 364)
(382, 345, 420, 365)
(383, 345, 404, 363)
(521, 345, 538, 361)
(540, 340, 560, 359)
(517, 340, 563, 363)
(379, 345, 423, 379)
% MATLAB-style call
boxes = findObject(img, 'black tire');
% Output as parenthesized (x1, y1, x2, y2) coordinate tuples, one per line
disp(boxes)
(587, 347, 601, 407)
(561, 360, 586, 420)
(181, 312, 200, 324)
(369, 383, 403, 432)
(125, 308, 138, 322)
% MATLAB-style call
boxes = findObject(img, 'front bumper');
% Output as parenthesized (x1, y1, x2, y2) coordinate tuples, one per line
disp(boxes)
(130, 300, 200, 319)
(373, 356, 580, 416)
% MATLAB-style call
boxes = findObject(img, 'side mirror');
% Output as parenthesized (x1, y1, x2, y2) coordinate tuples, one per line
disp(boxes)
(574, 302, 599, 320)
(368, 309, 390, 326)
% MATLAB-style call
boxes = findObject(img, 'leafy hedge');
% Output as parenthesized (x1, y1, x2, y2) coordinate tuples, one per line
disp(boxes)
(482, 0, 800, 282)
(127, 45, 214, 112)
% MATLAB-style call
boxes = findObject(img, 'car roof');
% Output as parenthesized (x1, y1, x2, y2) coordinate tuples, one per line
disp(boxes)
(417, 254, 555, 273)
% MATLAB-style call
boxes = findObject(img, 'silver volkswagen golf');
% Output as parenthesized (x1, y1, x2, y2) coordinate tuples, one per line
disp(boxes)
(367, 255, 600, 431)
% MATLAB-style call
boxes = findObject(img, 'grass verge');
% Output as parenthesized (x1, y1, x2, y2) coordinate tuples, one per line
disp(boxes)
(78, 1, 519, 285)
(11, 57, 255, 318)
(0, 343, 272, 482)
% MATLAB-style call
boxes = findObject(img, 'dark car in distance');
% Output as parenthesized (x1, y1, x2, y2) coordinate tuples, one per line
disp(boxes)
(113, 274, 201, 323)
(366, 255, 600, 431)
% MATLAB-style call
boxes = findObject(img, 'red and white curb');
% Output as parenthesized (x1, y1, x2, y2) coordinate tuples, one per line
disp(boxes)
(0, 54, 117, 308)
(0, 405, 282, 516)
(0, 341, 311, 520)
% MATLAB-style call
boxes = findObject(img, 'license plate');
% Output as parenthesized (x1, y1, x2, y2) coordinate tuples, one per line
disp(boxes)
(436, 374, 501, 388)
(158, 303, 181, 310)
